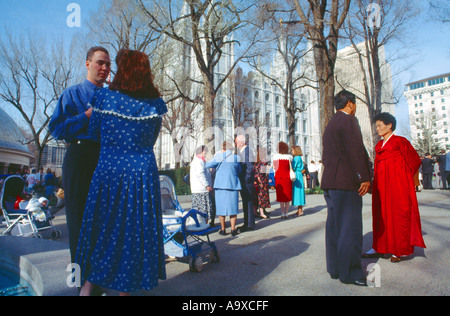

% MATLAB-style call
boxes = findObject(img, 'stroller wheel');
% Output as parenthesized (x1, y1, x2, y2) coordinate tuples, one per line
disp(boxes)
(189, 256, 204, 272)
(51, 230, 61, 240)
(213, 248, 220, 263)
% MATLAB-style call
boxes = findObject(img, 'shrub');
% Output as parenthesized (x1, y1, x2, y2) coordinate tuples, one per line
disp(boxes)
(159, 167, 191, 195)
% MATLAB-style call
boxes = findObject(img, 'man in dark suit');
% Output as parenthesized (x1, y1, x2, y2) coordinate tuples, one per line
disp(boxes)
(321, 90, 371, 287)
(235, 134, 256, 232)
(421, 153, 434, 189)
(437, 150, 447, 189)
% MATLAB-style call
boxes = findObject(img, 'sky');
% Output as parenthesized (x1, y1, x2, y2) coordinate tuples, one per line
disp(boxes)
(0, 0, 449, 137)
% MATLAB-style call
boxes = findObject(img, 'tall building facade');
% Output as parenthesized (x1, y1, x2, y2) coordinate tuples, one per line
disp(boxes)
(404, 73, 450, 152)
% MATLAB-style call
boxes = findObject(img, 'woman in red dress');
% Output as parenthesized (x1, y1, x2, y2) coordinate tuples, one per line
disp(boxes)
(362, 113, 426, 262)
(273, 142, 293, 219)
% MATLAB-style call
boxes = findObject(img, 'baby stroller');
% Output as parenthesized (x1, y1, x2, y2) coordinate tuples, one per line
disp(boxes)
(0, 175, 61, 239)
(160, 175, 220, 272)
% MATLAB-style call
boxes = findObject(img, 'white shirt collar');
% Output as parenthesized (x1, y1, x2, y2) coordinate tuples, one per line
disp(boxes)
(382, 133, 394, 148)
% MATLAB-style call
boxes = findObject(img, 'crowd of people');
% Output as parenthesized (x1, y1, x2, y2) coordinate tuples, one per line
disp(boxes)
(188, 138, 311, 235)
(11, 167, 59, 199)
(46, 45, 433, 295)
(417, 149, 450, 191)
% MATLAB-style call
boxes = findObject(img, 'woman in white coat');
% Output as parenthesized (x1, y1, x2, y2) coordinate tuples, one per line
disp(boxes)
(190, 145, 213, 221)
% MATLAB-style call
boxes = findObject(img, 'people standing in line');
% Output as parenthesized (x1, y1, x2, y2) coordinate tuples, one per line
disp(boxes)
(309, 161, 318, 189)
(321, 90, 371, 287)
(291, 145, 306, 217)
(49, 46, 111, 265)
(190, 145, 213, 222)
(253, 147, 271, 219)
(235, 135, 256, 232)
(362, 113, 426, 263)
(421, 153, 434, 189)
(206, 141, 242, 236)
(437, 149, 447, 189)
(76, 49, 167, 296)
(273, 141, 293, 219)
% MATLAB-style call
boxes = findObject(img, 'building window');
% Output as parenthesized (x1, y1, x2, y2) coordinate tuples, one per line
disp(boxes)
(410, 82, 424, 90)
(428, 77, 444, 86)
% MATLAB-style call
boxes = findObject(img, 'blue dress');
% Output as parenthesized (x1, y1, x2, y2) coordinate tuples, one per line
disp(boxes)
(75, 88, 167, 292)
(205, 151, 241, 216)
(291, 156, 306, 206)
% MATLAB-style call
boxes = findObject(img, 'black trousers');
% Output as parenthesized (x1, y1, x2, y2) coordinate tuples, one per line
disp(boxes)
(240, 183, 255, 229)
(324, 189, 364, 283)
(422, 173, 433, 189)
(62, 141, 100, 263)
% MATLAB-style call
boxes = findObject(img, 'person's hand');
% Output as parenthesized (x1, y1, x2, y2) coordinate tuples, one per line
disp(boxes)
(206, 186, 212, 192)
(85, 107, 93, 119)
(358, 181, 371, 196)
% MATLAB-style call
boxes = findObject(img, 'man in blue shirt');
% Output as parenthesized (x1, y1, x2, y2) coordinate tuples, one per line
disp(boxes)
(49, 46, 111, 265)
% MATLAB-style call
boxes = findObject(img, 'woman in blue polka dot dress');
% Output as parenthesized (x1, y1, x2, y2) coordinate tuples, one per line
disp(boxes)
(76, 49, 167, 296)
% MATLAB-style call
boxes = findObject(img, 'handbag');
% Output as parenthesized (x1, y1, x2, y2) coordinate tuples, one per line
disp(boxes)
(289, 160, 296, 181)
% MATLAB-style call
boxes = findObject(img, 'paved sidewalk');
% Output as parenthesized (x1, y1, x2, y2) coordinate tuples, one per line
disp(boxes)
(2, 189, 449, 296)
(144, 189, 450, 296)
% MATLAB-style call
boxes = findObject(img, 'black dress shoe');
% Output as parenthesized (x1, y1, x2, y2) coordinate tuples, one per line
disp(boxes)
(353, 278, 368, 287)
(231, 229, 239, 236)
(219, 229, 227, 236)
(361, 252, 384, 259)
(238, 226, 254, 233)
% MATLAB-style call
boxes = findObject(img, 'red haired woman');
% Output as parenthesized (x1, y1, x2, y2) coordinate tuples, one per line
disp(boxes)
(76, 49, 167, 296)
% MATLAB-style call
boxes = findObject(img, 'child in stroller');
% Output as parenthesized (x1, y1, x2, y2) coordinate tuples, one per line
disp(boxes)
(1, 175, 61, 239)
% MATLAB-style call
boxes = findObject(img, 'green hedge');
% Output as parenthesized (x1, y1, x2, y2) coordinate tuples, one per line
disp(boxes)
(158, 167, 191, 196)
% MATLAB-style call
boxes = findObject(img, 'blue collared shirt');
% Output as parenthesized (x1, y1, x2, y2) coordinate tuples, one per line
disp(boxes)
(49, 79, 100, 143)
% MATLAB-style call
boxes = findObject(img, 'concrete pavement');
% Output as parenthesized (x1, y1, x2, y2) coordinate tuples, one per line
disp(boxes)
(2, 188, 449, 296)
(135, 189, 450, 296)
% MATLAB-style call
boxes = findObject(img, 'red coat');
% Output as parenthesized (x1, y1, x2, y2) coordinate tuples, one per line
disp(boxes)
(372, 135, 426, 256)
(273, 154, 292, 202)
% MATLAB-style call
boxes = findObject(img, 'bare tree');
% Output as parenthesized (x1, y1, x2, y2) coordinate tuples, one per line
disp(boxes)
(247, 6, 316, 146)
(0, 32, 76, 169)
(226, 68, 259, 129)
(85, 0, 162, 57)
(291, 0, 351, 137)
(428, 0, 450, 24)
(138, 0, 264, 143)
(411, 110, 442, 156)
(342, 0, 419, 153)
